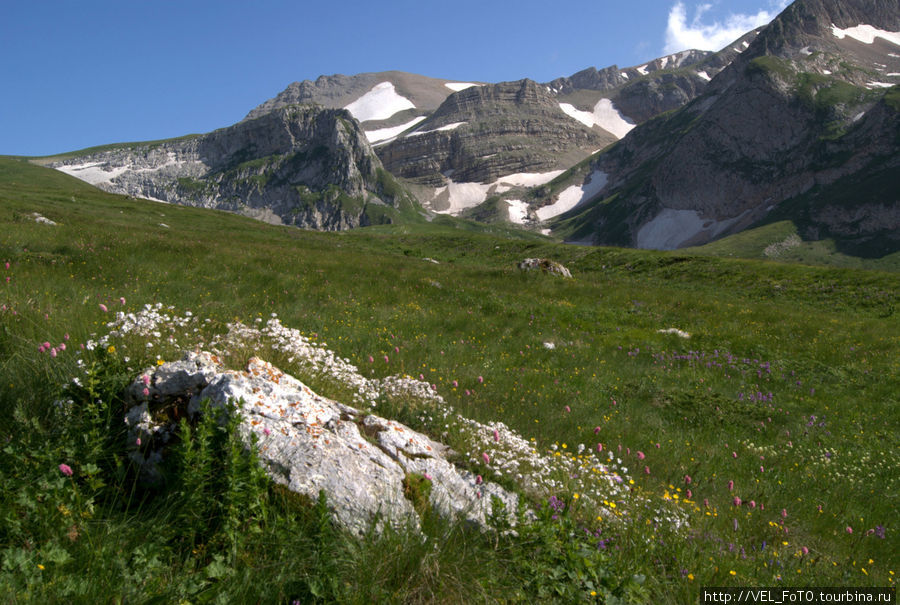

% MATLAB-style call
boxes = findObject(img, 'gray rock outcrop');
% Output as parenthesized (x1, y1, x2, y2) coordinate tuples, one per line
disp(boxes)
(125, 352, 518, 536)
(51, 105, 419, 231)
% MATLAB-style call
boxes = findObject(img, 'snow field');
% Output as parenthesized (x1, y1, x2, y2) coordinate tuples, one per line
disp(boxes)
(535, 169, 607, 221)
(558, 98, 635, 140)
(365, 116, 427, 144)
(432, 170, 564, 216)
(343, 82, 416, 123)
(831, 24, 900, 46)
(444, 82, 481, 92)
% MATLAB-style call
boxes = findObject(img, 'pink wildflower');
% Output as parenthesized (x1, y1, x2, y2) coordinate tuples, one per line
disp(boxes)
(58, 343, 65, 351)
(703, 498, 710, 508)
(99, 303, 108, 312)
(119, 297, 126, 305)
(58, 464, 73, 477)
(846, 526, 853, 534)
(43, 341, 51, 350)
(263, 427, 271, 436)
(64, 333, 69, 341)
(749, 500, 756, 509)
(732, 451, 738, 459)
(733, 497, 742, 507)
(423, 473, 432, 481)
(50, 348, 57, 358)
(594, 426, 601, 434)
(684, 475, 692, 484)
(596, 443, 603, 453)
(368, 356, 374, 363)
(477, 376, 483, 383)
(801, 546, 809, 555)
(781, 508, 788, 519)
(564, 405, 571, 413)
(686, 489, 692, 499)
(394, 346, 399, 354)
(728, 480, 734, 491)
(383, 355, 389, 363)
(136, 437, 141, 447)
(482, 452, 490, 464)
(142, 387, 149, 397)
(475, 475, 483, 485)
(493, 429, 499, 442)
(452, 380, 458, 388)
(636, 451, 645, 460)
(142, 375, 151, 386)
(644, 466, 650, 474)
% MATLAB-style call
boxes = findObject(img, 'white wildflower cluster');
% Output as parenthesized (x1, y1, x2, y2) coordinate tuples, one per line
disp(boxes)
(454, 417, 679, 527)
(763, 233, 801, 258)
(657, 328, 691, 339)
(86, 303, 199, 351)
(87, 304, 687, 531)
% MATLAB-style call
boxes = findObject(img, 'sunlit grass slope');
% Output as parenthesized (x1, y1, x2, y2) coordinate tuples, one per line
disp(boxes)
(1, 156, 897, 602)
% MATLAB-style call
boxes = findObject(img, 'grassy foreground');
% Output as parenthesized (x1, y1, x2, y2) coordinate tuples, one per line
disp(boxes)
(0, 157, 897, 602)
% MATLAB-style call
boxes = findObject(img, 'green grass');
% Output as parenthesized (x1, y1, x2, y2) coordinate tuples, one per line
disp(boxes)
(1, 156, 897, 602)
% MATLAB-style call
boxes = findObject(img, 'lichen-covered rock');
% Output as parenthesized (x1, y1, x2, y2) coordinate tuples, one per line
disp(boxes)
(517, 258, 572, 278)
(125, 352, 518, 536)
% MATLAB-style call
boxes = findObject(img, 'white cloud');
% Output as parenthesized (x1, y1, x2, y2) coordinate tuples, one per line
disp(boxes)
(664, 1, 789, 54)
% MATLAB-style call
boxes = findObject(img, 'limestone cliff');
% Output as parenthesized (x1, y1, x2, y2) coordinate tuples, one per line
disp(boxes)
(51, 105, 419, 230)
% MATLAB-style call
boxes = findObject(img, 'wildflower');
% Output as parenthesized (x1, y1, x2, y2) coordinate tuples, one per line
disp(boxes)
(732, 451, 738, 458)
(749, 500, 756, 509)
(59, 464, 73, 477)
(733, 497, 742, 507)
(368, 356, 374, 363)
(637, 451, 645, 460)
(782, 508, 788, 519)
(728, 480, 734, 491)
(263, 427, 271, 436)
(477, 376, 483, 383)
(846, 526, 853, 534)
(99, 303, 108, 312)
(141, 375, 151, 386)
(475, 475, 483, 485)
(686, 489, 692, 499)
(383, 355, 389, 363)
(119, 297, 125, 305)
(729, 570, 736, 576)
(597, 443, 603, 453)
(423, 473, 432, 481)
(685, 475, 692, 484)
(703, 498, 710, 508)
(644, 466, 650, 474)
(142, 387, 149, 397)
(452, 380, 458, 388)
(594, 426, 601, 434)
(801, 547, 809, 555)
(136, 437, 141, 447)
(482, 452, 490, 464)
(565, 405, 571, 412)
(493, 429, 499, 442)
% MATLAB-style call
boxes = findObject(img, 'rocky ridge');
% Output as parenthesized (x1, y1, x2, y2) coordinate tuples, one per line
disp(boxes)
(549, 0, 900, 254)
(51, 105, 419, 230)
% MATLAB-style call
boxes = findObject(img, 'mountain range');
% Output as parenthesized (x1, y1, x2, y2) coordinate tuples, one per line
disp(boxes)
(39, 0, 900, 257)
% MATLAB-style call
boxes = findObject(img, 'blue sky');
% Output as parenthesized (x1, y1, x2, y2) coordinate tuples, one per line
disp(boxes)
(1, 0, 789, 156)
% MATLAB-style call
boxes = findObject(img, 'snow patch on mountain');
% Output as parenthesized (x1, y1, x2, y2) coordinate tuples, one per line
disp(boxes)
(432, 170, 565, 215)
(636, 64, 649, 75)
(636, 208, 747, 250)
(559, 99, 635, 139)
(56, 161, 129, 185)
(506, 199, 528, 224)
(444, 82, 481, 92)
(697, 70, 711, 81)
(831, 24, 900, 46)
(536, 170, 607, 221)
(407, 122, 466, 137)
(343, 82, 415, 123)
(365, 116, 427, 143)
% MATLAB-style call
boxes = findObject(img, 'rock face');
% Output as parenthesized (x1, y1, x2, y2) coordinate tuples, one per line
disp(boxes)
(553, 0, 900, 255)
(52, 105, 419, 230)
(377, 79, 611, 188)
(125, 352, 518, 537)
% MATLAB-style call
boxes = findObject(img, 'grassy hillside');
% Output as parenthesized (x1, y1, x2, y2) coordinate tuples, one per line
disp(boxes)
(1, 157, 897, 602)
